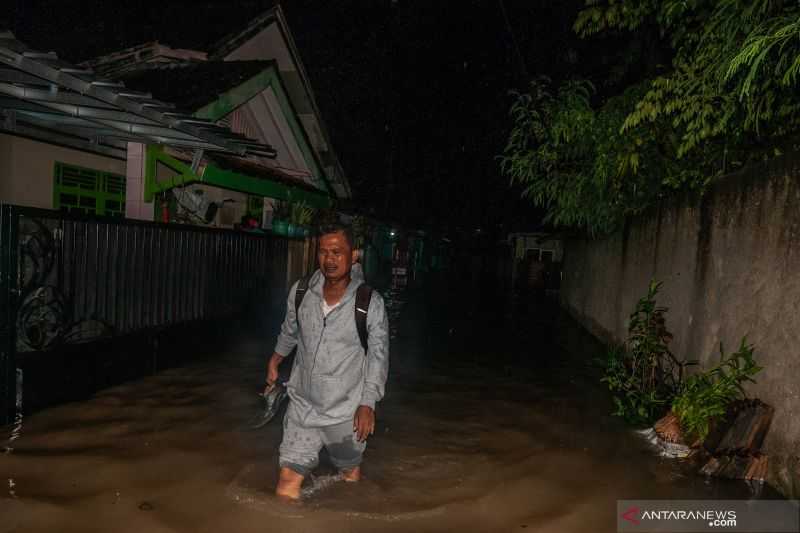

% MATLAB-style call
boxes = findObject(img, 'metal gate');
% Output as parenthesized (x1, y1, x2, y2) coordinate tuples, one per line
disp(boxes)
(0, 204, 289, 425)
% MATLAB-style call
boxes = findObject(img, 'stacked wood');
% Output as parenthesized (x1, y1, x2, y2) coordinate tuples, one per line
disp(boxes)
(699, 453, 769, 481)
(700, 456, 725, 476)
(699, 399, 774, 481)
(719, 455, 752, 479)
(714, 399, 774, 455)
(701, 400, 743, 453)
(654, 410, 685, 444)
(649, 400, 774, 482)
(744, 455, 769, 481)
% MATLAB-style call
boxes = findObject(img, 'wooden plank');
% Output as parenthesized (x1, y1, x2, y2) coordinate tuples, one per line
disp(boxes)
(718, 454, 751, 479)
(701, 456, 729, 476)
(654, 411, 684, 444)
(744, 455, 769, 482)
(715, 400, 774, 455)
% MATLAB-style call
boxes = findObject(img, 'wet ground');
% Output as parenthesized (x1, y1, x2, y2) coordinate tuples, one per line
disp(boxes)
(0, 279, 782, 532)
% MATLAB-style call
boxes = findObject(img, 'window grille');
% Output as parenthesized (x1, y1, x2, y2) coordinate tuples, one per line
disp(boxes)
(53, 163, 126, 217)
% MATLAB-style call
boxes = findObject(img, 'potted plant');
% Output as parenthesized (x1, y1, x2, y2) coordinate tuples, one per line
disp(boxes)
(290, 201, 315, 238)
(272, 200, 290, 236)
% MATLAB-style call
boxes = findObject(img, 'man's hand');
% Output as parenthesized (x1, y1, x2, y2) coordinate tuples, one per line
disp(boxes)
(265, 352, 285, 393)
(353, 405, 375, 442)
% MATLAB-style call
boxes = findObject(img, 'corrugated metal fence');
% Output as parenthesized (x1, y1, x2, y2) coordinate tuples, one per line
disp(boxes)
(0, 204, 289, 425)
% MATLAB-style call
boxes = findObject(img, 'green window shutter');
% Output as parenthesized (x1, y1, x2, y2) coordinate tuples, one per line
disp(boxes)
(102, 172, 126, 217)
(54, 162, 126, 217)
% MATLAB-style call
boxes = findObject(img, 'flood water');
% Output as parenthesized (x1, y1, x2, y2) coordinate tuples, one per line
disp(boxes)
(0, 278, 781, 532)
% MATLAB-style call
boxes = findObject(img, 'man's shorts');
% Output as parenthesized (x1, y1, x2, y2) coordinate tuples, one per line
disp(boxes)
(278, 410, 367, 477)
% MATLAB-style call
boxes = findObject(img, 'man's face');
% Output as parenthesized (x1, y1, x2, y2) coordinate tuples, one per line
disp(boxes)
(318, 231, 356, 282)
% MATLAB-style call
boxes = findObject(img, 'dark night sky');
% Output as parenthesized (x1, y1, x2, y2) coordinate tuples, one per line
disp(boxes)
(8, 1, 622, 234)
(281, 1, 591, 233)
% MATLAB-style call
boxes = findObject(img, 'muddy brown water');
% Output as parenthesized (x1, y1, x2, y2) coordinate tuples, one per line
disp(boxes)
(0, 286, 781, 532)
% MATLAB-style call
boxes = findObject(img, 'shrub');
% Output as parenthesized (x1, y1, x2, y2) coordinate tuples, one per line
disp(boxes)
(672, 338, 762, 442)
(601, 280, 694, 425)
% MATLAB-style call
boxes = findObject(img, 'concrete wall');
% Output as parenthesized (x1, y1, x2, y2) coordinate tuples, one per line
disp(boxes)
(0, 133, 126, 209)
(562, 153, 800, 462)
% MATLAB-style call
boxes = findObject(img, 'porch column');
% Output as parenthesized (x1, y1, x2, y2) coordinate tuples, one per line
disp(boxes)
(125, 142, 154, 220)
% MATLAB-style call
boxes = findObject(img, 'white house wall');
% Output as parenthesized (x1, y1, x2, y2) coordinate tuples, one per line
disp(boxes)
(174, 184, 248, 228)
(153, 158, 249, 227)
(0, 133, 126, 210)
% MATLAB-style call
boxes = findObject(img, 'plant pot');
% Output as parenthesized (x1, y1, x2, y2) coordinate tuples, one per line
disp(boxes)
(273, 219, 289, 236)
(287, 223, 297, 238)
(290, 225, 309, 238)
(301, 226, 310, 238)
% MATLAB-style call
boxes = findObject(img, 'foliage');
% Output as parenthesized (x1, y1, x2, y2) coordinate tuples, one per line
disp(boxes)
(600, 277, 764, 438)
(503, 0, 800, 235)
(601, 280, 693, 425)
(289, 201, 315, 226)
(625, 280, 686, 391)
(601, 343, 670, 425)
(500, 78, 673, 235)
(672, 338, 762, 442)
(579, 0, 800, 168)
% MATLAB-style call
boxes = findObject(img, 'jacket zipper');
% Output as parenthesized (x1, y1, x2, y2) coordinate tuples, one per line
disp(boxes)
(307, 290, 351, 376)
(309, 315, 326, 376)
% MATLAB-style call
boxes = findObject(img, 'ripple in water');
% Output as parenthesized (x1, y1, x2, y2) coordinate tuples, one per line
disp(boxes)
(3, 368, 24, 455)
(300, 473, 345, 498)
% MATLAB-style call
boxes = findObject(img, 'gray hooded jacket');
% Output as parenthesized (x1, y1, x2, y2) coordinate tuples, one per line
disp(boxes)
(274, 264, 390, 427)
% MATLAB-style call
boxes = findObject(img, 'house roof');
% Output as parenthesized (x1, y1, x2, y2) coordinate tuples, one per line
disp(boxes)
(0, 31, 276, 159)
(124, 60, 330, 194)
(119, 60, 275, 112)
(10, 1, 279, 63)
(208, 6, 282, 60)
(7, 2, 352, 199)
(209, 152, 321, 194)
(208, 5, 352, 199)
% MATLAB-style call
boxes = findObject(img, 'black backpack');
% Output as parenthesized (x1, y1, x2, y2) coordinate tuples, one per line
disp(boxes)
(294, 275, 373, 354)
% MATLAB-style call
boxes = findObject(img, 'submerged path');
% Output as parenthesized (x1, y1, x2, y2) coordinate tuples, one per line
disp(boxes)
(0, 282, 776, 532)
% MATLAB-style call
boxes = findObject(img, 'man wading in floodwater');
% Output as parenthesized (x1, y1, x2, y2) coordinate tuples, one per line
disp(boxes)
(266, 223, 390, 500)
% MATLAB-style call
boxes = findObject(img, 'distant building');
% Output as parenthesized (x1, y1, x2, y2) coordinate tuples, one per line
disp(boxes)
(507, 232, 564, 292)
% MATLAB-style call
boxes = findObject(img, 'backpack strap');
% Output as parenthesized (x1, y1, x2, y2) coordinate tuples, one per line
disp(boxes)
(296, 275, 372, 354)
(294, 275, 311, 319)
(355, 283, 373, 355)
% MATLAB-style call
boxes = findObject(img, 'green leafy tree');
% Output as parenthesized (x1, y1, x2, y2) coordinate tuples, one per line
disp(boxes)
(500, 78, 678, 235)
(594, 0, 800, 169)
(503, 0, 800, 235)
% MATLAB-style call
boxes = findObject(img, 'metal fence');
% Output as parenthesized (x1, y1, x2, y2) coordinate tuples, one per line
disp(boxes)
(0, 204, 289, 425)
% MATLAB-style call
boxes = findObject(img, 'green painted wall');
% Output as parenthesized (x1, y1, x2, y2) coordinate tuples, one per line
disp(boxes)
(143, 146, 331, 209)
